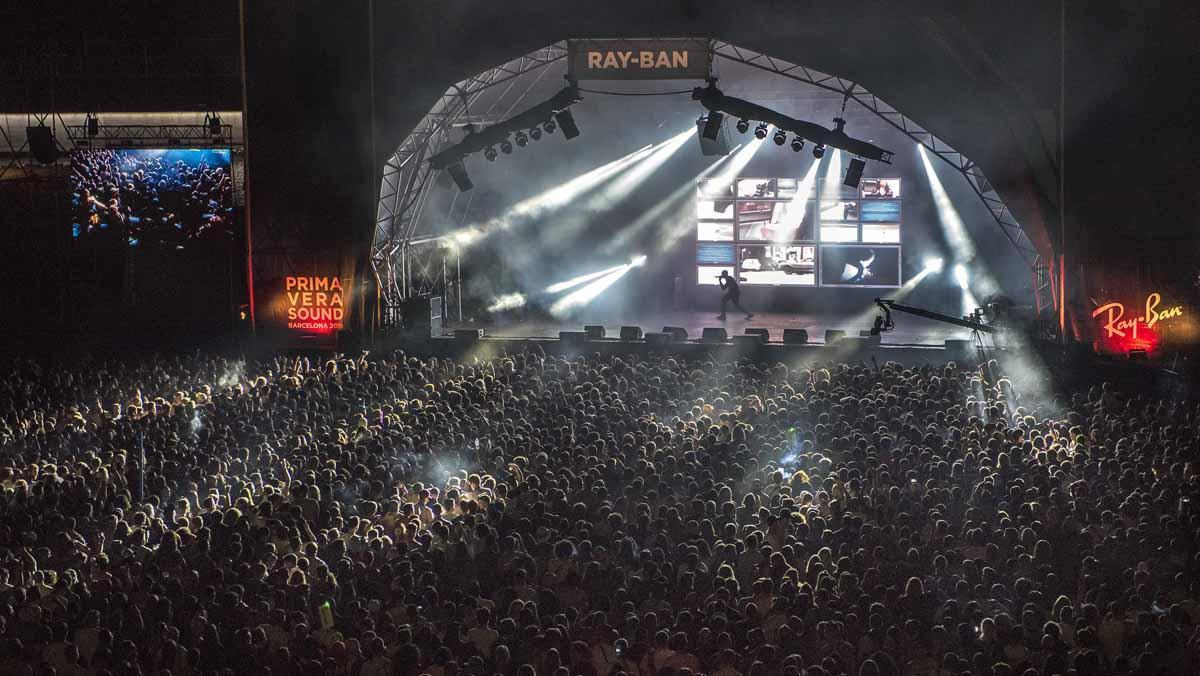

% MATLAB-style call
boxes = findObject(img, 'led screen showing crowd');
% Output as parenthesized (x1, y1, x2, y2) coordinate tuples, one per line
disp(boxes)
(71, 148, 234, 248)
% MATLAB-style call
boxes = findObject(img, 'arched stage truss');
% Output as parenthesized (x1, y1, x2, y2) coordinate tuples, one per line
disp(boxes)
(373, 40, 1045, 321)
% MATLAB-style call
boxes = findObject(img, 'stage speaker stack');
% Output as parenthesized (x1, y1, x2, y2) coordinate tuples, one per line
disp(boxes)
(824, 330, 847, 345)
(695, 114, 731, 156)
(398, 296, 442, 338)
(619, 326, 643, 341)
(662, 327, 688, 341)
(843, 158, 866, 187)
(782, 329, 809, 344)
(454, 329, 485, 342)
(583, 325, 606, 340)
(743, 328, 770, 343)
(27, 126, 58, 164)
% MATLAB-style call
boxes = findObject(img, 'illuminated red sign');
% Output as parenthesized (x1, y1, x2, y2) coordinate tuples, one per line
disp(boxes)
(285, 276, 346, 332)
(1092, 292, 1183, 354)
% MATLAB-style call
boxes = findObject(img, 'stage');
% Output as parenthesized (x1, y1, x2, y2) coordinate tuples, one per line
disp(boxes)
(450, 310, 974, 347)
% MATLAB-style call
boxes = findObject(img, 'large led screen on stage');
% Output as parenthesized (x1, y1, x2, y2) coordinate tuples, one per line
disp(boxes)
(694, 176, 902, 289)
(819, 245, 902, 287)
(738, 244, 816, 286)
(71, 148, 235, 247)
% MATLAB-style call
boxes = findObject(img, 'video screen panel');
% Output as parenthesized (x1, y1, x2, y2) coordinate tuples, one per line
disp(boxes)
(738, 244, 816, 286)
(698, 178, 735, 199)
(861, 223, 901, 243)
(819, 245, 901, 287)
(859, 178, 900, 198)
(860, 200, 902, 222)
(696, 243, 736, 266)
(697, 198, 735, 220)
(697, 220, 734, 241)
(697, 266, 726, 285)
(819, 200, 858, 223)
(737, 178, 801, 200)
(736, 201, 814, 242)
(71, 148, 234, 247)
(820, 224, 859, 242)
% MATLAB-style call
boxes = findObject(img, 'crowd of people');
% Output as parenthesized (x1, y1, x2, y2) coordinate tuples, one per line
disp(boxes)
(0, 348, 1198, 676)
(71, 149, 233, 247)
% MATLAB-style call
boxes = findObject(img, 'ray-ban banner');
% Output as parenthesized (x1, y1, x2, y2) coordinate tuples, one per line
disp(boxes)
(568, 38, 712, 80)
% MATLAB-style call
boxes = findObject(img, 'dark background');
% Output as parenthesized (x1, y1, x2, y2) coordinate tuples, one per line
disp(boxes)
(1, 0, 1197, 342)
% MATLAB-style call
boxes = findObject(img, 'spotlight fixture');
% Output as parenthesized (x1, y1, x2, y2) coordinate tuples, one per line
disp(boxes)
(736, 119, 750, 134)
(790, 136, 803, 152)
(500, 139, 513, 154)
(484, 146, 497, 161)
(543, 119, 556, 134)
(515, 131, 528, 147)
(754, 123, 768, 140)
(529, 126, 542, 141)
(924, 257, 945, 273)
(812, 144, 826, 159)
(773, 129, 787, 146)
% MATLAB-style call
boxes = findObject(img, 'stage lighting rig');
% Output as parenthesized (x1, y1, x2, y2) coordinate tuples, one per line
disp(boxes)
(754, 123, 768, 140)
(692, 83, 894, 163)
(426, 83, 584, 188)
(812, 145, 826, 159)
(773, 129, 787, 146)
(529, 127, 542, 141)
(790, 136, 803, 152)
(736, 119, 750, 134)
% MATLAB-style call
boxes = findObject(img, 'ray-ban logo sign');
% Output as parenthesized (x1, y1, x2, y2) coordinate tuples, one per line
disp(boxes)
(568, 38, 712, 80)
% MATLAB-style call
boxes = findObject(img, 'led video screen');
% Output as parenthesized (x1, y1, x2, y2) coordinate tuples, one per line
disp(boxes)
(696, 243, 736, 265)
(819, 245, 901, 287)
(860, 200, 902, 222)
(71, 148, 234, 247)
(697, 221, 733, 241)
(738, 244, 816, 286)
(859, 178, 900, 198)
(737, 178, 801, 200)
(736, 201, 814, 242)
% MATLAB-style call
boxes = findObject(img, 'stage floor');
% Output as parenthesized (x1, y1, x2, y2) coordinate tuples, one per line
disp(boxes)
(451, 310, 973, 347)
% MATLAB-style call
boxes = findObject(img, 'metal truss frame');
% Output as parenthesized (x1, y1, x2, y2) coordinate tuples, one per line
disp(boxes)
(374, 40, 1042, 313)
(63, 124, 236, 147)
(372, 43, 568, 308)
(711, 42, 1039, 267)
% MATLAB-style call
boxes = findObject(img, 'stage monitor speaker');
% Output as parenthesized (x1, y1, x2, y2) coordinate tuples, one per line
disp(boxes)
(824, 330, 847, 344)
(26, 126, 57, 164)
(782, 329, 808, 344)
(644, 332, 672, 347)
(454, 329, 485, 342)
(662, 326, 688, 341)
(445, 161, 474, 191)
(619, 326, 643, 341)
(843, 158, 866, 187)
(744, 328, 769, 343)
(559, 331, 588, 344)
(695, 115, 731, 156)
(1128, 349, 1148, 361)
(701, 327, 728, 343)
(583, 325, 606, 339)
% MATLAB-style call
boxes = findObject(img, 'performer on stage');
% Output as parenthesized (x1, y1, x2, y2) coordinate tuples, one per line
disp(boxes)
(717, 270, 753, 320)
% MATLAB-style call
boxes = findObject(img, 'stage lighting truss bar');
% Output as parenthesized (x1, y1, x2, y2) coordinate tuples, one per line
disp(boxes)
(712, 41, 1038, 268)
(62, 124, 236, 146)
(374, 43, 567, 302)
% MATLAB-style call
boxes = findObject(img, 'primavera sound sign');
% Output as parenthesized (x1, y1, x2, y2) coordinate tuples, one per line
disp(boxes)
(568, 38, 712, 80)
(285, 276, 346, 332)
